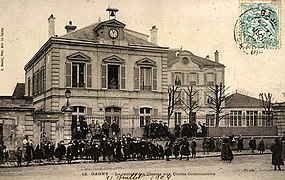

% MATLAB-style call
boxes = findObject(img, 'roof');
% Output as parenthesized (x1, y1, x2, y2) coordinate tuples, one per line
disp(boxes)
(168, 50, 225, 68)
(12, 83, 25, 97)
(225, 93, 262, 108)
(60, 19, 158, 47)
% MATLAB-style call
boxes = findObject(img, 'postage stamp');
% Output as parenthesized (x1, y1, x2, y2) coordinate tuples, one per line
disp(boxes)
(234, 0, 281, 54)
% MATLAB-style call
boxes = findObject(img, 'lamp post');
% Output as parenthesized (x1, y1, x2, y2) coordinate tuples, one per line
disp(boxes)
(60, 89, 73, 144)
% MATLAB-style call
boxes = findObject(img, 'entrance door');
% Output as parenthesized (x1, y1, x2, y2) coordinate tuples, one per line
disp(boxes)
(105, 107, 121, 125)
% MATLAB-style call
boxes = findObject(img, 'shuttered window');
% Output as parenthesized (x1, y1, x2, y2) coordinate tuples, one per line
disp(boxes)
(86, 107, 92, 115)
(101, 64, 107, 89)
(197, 73, 199, 85)
(206, 73, 214, 86)
(120, 66, 125, 90)
(134, 66, 140, 91)
(152, 67, 157, 91)
(65, 62, 72, 88)
(86, 63, 92, 88)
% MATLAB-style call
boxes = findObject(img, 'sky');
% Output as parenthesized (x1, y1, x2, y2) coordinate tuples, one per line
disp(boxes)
(0, 0, 284, 101)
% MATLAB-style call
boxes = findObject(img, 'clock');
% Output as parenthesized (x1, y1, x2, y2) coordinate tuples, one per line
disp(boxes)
(109, 28, 118, 39)
(182, 57, 189, 64)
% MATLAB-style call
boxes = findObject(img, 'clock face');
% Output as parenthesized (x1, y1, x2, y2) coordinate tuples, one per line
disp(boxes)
(109, 28, 118, 39)
(182, 57, 189, 64)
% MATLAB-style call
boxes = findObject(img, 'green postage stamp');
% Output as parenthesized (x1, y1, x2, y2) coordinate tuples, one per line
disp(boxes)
(234, 0, 281, 54)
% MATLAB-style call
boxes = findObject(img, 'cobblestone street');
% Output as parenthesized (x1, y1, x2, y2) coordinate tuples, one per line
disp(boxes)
(0, 154, 284, 180)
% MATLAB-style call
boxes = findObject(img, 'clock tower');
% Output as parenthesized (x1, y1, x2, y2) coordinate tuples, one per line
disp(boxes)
(94, 8, 127, 46)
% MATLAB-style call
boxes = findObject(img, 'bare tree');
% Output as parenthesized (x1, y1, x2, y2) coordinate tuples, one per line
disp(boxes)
(259, 93, 274, 126)
(167, 85, 180, 125)
(181, 86, 201, 123)
(207, 83, 229, 127)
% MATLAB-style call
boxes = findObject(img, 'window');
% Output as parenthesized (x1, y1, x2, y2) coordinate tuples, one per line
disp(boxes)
(172, 72, 184, 85)
(105, 107, 121, 125)
(262, 111, 273, 126)
(102, 64, 125, 90)
(246, 111, 258, 126)
(206, 73, 214, 86)
(140, 67, 152, 90)
(140, 108, 151, 127)
(205, 93, 214, 105)
(71, 106, 86, 134)
(206, 114, 215, 127)
(229, 111, 242, 126)
(32, 66, 45, 95)
(108, 64, 119, 89)
(27, 77, 31, 96)
(101, 56, 125, 90)
(72, 63, 85, 87)
(189, 73, 197, 86)
(66, 52, 92, 88)
(134, 59, 157, 91)
(174, 112, 182, 125)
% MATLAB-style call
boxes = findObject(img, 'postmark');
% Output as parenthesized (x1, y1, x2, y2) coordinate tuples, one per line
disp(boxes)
(234, 0, 281, 55)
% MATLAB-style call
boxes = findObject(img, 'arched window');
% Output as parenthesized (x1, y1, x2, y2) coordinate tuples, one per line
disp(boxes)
(105, 107, 121, 125)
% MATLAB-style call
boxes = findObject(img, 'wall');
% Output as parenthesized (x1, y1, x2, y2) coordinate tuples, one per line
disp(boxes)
(208, 126, 278, 137)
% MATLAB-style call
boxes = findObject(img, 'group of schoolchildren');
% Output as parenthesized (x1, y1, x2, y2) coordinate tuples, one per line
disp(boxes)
(11, 118, 285, 168)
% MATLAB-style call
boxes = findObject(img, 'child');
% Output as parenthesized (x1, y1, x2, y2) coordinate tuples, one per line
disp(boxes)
(191, 138, 197, 158)
(164, 142, 172, 161)
(173, 142, 180, 159)
(16, 147, 22, 167)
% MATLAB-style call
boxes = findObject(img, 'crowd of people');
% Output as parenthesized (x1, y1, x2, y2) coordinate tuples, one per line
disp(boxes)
(1, 119, 284, 171)
(143, 120, 208, 140)
(13, 134, 273, 166)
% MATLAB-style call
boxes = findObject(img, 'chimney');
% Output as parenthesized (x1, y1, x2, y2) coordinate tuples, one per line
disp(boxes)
(48, 14, 56, 38)
(65, 21, 77, 33)
(150, 25, 158, 45)
(206, 55, 210, 59)
(214, 50, 219, 63)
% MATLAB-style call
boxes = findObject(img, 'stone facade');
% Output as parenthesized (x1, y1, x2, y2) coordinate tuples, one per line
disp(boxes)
(23, 12, 227, 144)
(0, 85, 34, 150)
(167, 50, 225, 127)
(273, 102, 285, 136)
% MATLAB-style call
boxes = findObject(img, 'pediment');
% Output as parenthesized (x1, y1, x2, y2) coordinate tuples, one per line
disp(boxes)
(102, 55, 125, 64)
(94, 19, 126, 31)
(67, 52, 91, 62)
(136, 58, 156, 66)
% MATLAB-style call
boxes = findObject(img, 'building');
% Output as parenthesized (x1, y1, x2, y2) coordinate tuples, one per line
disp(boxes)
(0, 83, 33, 150)
(273, 102, 285, 136)
(23, 9, 227, 144)
(167, 49, 225, 126)
(24, 9, 171, 144)
(207, 92, 278, 136)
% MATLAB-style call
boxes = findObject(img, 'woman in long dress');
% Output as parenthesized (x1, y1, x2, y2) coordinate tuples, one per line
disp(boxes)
(270, 138, 284, 171)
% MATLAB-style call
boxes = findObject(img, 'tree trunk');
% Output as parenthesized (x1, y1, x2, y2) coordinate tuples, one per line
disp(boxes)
(215, 113, 219, 127)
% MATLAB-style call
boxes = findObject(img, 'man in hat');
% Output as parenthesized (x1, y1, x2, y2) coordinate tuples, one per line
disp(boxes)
(102, 120, 110, 138)
(111, 120, 120, 136)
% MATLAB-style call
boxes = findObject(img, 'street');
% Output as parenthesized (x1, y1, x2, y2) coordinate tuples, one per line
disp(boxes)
(0, 154, 284, 180)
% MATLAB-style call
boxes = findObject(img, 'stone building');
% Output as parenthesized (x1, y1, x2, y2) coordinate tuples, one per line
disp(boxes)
(23, 9, 227, 144)
(24, 10, 170, 143)
(273, 102, 285, 136)
(0, 83, 33, 150)
(167, 49, 225, 127)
